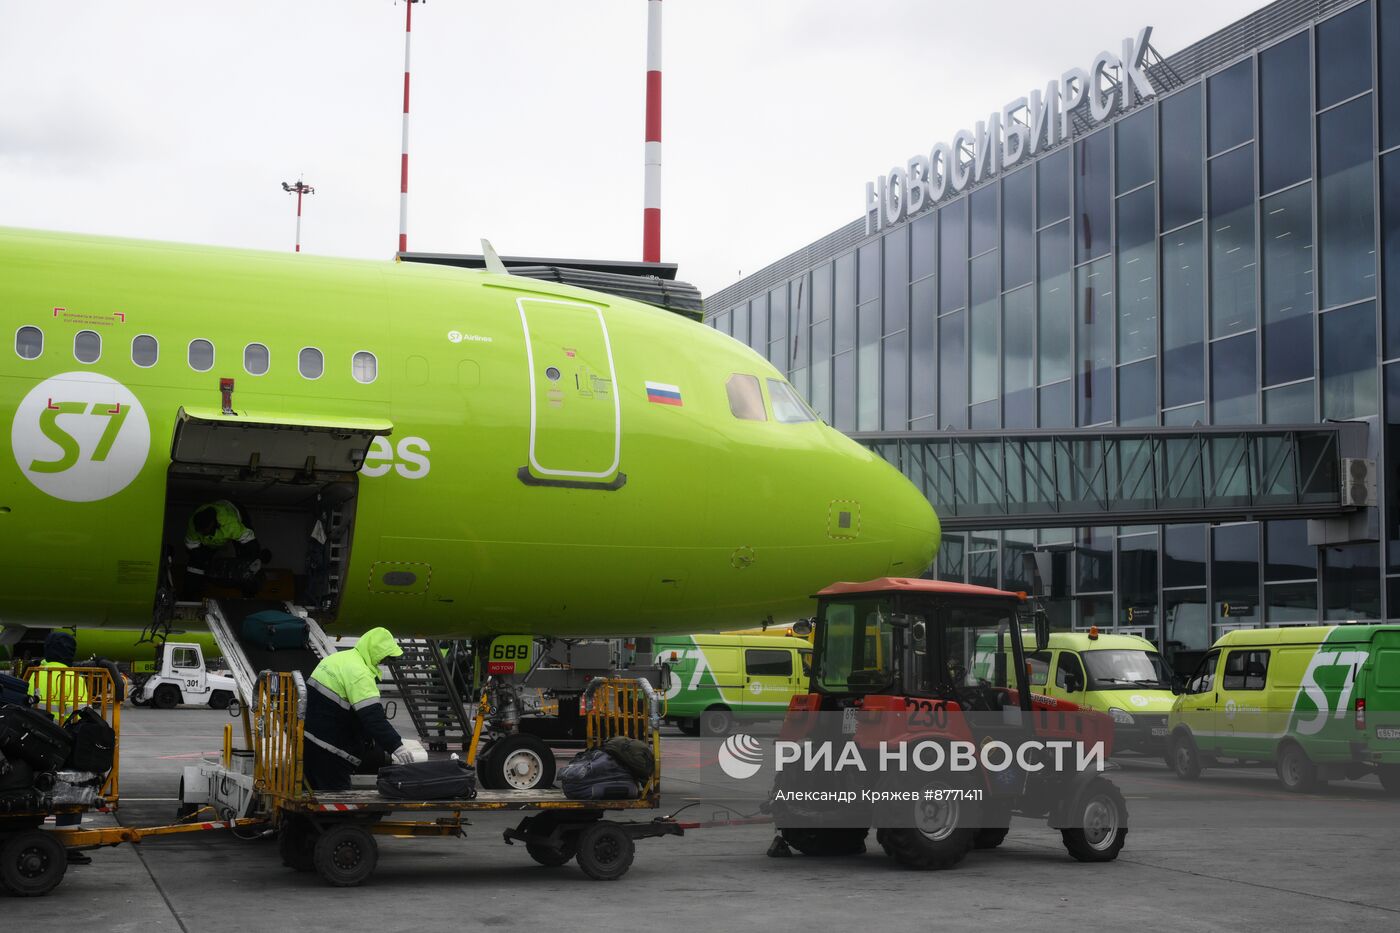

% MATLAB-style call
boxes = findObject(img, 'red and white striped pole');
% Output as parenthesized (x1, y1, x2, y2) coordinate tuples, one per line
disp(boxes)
(398, 0, 421, 254)
(282, 180, 315, 253)
(642, 0, 662, 263)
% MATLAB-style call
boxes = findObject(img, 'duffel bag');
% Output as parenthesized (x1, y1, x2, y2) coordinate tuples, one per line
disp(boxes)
(376, 758, 476, 800)
(0, 672, 36, 708)
(560, 748, 638, 801)
(0, 703, 73, 771)
(602, 735, 655, 781)
(64, 707, 116, 774)
(241, 610, 307, 651)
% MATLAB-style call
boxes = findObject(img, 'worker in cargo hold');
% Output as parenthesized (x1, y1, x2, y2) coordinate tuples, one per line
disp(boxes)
(184, 499, 262, 579)
(303, 627, 426, 790)
(27, 631, 93, 864)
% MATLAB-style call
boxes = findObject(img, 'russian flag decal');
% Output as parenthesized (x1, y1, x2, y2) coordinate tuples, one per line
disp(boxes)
(646, 381, 683, 406)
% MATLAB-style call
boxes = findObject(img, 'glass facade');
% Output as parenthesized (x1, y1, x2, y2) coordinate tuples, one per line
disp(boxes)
(705, 0, 1399, 666)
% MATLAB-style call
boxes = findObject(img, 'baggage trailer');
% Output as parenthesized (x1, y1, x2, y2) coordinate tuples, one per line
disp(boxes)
(195, 670, 683, 887)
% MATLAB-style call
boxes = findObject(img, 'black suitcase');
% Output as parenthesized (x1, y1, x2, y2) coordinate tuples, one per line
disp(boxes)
(560, 748, 639, 801)
(376, 759, 476, 800)
(0, 672, 35, 708)
(0, 754, 34, 793)
(0, 703, 74, 771)
(64, 707, 116, 774)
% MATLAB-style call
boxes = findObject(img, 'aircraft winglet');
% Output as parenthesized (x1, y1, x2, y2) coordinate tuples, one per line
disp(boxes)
(481, 239, 509, 276)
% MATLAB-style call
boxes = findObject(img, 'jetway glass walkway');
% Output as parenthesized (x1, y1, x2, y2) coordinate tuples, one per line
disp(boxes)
(852, 424, 1369, 532)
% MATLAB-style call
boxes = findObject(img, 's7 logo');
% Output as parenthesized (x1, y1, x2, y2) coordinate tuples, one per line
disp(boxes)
(30, 400, 129, 473)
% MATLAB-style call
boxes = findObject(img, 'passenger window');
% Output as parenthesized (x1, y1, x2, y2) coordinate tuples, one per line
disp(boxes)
(352, 350, 378, 384)
(188, 339, 214, 372)
(1055, 651, 1085, 692)
(298, 347, 324, 379)
(74, 330, 101, 363)
(767, 378, 816, 423)
(15, 325, 42, 359)
(1222, 650, 1269, 691)
(726, 373, 767, 421)
(244, 343, 269, 375)
(172, 647, 198, 669)
(1187, 650, 1220, 695)
(132, 334, 158, 367)
(1025, 651, 1051, 687)
(745, 648, 793, 678)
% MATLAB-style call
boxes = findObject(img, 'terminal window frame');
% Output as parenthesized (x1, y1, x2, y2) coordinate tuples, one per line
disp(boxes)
(73, 330, 101, 364)
(243, 343, 270, 376)
(131, 334, 158, 368)
(725, 373, 767, 421)
(1221, 649, 1270, 691)
(352, 350, 378, 384)
(188, 338, 215, 373)
(15, 325, 42, 360)
(298, 346, 324, 380)
(745, 648, 794, 678)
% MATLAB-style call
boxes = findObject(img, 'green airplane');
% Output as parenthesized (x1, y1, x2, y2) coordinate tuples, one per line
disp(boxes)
(0, 227, 940, 640)
(0, 627, 219, 670)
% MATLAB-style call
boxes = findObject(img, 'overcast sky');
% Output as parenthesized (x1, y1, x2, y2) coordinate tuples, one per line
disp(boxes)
(1, 1, 1267, 296)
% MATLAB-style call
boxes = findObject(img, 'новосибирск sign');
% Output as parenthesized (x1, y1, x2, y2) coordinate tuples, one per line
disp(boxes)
(864, 27, 1158, 234)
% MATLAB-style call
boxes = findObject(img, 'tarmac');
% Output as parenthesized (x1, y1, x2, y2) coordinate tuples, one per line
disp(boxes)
(6, 705, 1400, 932)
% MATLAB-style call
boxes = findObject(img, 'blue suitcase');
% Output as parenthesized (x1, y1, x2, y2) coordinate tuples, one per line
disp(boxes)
(241, 610, 307, 651)
(560, 748, 639, 800)
(0, 672, 35, 708)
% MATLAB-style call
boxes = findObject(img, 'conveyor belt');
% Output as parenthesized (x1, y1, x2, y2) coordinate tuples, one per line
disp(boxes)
(205, 598, 336, 707)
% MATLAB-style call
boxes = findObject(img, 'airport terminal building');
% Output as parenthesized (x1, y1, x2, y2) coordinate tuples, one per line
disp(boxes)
(705, 0, 1400, 666)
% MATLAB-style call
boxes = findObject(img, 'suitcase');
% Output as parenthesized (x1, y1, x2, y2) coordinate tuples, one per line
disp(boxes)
(0, 672, 36, 708)
(602, 735, 655, 781)
(241, 610, 307, 651)
(0, 753, 32, 791)
(376, 758, 476, 800)
(560, 748, 639, 801)
(51, 770, 103, 806)
(0, 703, 74, 771)
(64, 707, 116, 774)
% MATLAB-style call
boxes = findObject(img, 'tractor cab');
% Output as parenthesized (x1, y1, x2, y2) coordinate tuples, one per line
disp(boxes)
(808, 578, 1045, 715)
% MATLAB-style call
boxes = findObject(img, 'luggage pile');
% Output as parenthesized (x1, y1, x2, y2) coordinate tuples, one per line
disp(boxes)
(560, 736, 655, 801)
(0, 695, 116, 813)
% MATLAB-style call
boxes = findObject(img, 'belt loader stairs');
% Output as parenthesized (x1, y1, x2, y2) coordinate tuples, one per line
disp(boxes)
(384, 639, 473, 752)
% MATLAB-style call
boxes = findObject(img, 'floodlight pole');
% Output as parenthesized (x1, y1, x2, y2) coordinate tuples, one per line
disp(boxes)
(642, 0, 663, 263)
(281, 179, 315, 253)
(398, 0, 424, 254)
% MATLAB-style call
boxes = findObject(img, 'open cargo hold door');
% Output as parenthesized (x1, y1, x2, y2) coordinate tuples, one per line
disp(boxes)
(171, 407, 392, 478)
(166, 407, 393, 619)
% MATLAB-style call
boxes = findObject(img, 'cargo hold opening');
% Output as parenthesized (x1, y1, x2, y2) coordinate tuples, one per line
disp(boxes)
(159, 407, 391, 619)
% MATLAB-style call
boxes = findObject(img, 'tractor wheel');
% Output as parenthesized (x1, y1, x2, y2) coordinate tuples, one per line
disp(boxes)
(1060, 778, 1128, 862)
(208, 690, 234, 711)
(973, 828, 1010, 850)
(482, 734, 556, 791)
(0, 831, 68, 897)
(574, 822, 635, 881)
(312, 823, 378, 887)
(875, 828, 897, 857)
(881, 786, 975, 870)
(699, 707, 734, 738)
(526, 841, 577, 867)
(1377, 765, 1400, 796)
(279, 818, 317, 872)
(1169, 731, 1203, 780)
(778, 828, 868, 856)
(1276, 742, 1318, 793)
(152, 684, 181, 710)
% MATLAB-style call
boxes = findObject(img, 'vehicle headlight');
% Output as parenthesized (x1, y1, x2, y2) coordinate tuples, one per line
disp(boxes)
(1108, 708, 1135, 725)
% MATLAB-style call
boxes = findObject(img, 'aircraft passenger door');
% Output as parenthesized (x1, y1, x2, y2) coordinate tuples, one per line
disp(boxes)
(170, 645, 206, 699)
(744, 648, 794, 710)
(516, 297, 624, 488)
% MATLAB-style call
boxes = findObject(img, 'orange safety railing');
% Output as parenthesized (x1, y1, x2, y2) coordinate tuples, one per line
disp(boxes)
(583, 678, 662, 797)
(25, 665, 122, 807)
(251, 671, 306, 807)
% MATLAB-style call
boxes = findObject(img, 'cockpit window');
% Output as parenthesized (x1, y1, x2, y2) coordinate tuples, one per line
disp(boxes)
(726, 374, 767, 421)
(767, 378, 816, 423)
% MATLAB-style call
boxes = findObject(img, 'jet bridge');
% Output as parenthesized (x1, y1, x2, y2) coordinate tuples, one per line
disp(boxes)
(854, 422, 1373, 532)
